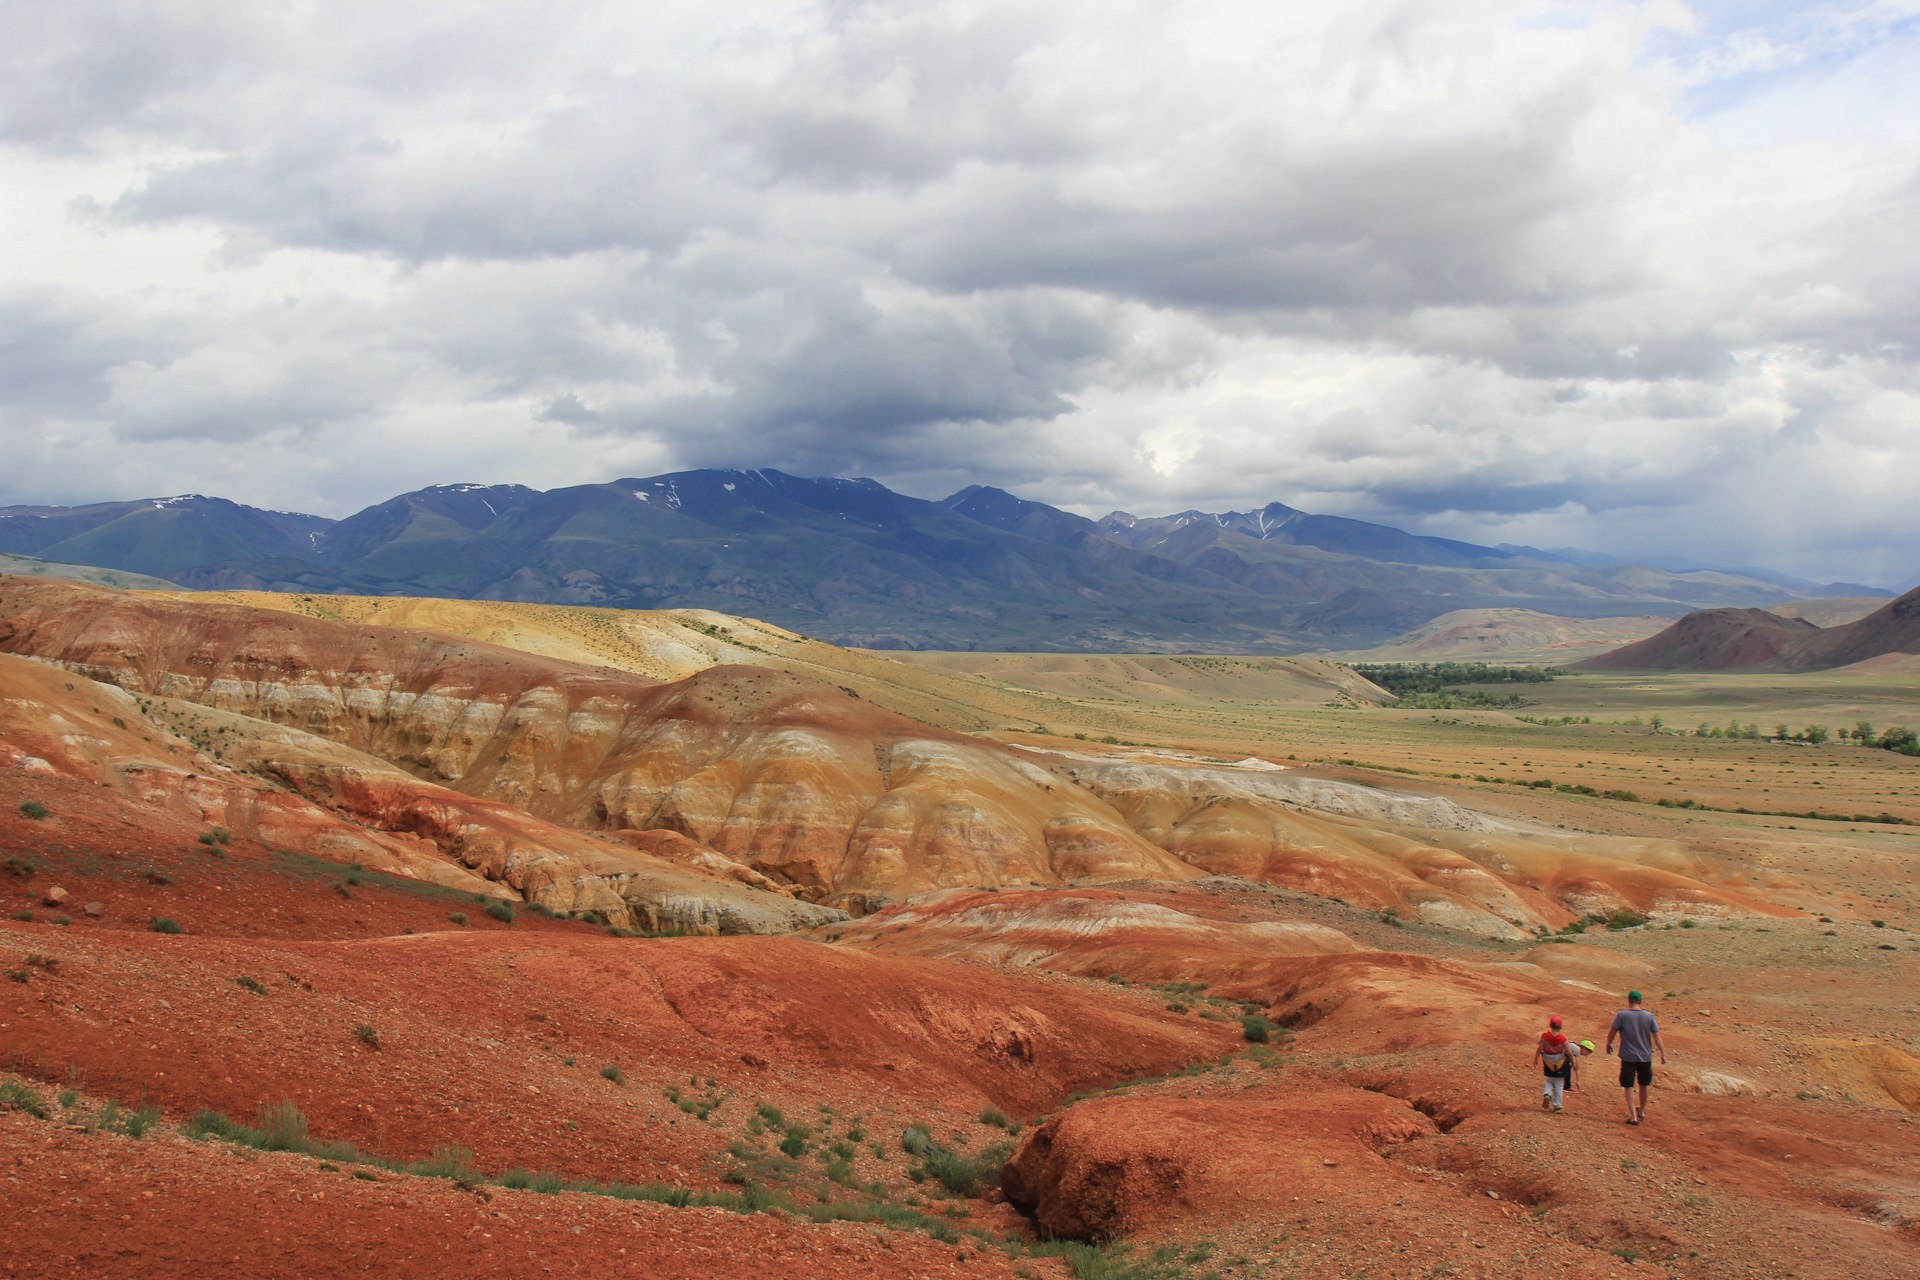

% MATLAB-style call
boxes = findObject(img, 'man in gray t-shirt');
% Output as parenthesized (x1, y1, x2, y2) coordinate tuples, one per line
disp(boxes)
(1605, 989, 1667, 1125)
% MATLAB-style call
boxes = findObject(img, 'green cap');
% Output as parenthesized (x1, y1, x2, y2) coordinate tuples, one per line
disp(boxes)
(1627, 989, 1643, 1002)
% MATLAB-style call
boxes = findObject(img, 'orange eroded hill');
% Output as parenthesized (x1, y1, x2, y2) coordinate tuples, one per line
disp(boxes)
(0, 576, 1194, 911)
(0, 576, 1778, 931)
(0, 650, 838, 934)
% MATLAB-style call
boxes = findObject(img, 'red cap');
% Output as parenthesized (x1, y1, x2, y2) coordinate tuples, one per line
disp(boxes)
(1549, 1015, 1563, 1028)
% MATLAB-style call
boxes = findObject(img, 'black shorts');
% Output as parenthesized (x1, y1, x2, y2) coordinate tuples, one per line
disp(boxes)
(1619, 1060, 1653, 1088)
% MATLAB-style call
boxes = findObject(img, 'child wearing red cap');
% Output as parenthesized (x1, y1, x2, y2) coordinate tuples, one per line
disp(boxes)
(1533, 1015, 1574, 1113)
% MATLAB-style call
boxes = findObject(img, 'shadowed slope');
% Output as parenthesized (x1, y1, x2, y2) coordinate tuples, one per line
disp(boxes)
(1581, 586, 1920, 673)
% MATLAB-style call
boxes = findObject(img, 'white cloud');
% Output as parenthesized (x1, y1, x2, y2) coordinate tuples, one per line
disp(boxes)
(0, 0, 1916, 584)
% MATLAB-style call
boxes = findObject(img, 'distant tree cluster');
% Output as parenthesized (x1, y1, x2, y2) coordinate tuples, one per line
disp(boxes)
(1347, 662, 1558, 710)
(1693, 720, 1919, 753)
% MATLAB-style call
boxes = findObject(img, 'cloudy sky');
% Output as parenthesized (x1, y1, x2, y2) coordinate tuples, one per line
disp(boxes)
(3, 1, 1917, 585)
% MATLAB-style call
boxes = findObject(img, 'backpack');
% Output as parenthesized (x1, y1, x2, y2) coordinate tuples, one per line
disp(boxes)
(1540, 1033, 1570, 1072)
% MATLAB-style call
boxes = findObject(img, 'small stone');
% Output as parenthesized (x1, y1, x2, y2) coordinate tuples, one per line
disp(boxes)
(83, 901, 105, 918)
(43, 885, 68, 906)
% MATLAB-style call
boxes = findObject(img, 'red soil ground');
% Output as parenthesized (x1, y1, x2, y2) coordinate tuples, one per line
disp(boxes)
(0, 910, 1232, 1187)
(1, 1112, 1049, 1280)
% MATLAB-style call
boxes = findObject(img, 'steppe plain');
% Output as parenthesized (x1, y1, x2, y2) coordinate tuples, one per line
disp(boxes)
(2, 580, 1917, 1279)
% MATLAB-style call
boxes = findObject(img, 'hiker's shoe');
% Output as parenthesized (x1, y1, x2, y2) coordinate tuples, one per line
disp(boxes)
(1554, 1105, 1563, 1114)
(1541, 1097, 1552, 1111)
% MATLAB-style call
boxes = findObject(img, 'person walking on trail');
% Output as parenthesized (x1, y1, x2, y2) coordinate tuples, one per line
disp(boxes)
(1534, 1015, 1574, 1113)
(1606, 990, 1667, 1125)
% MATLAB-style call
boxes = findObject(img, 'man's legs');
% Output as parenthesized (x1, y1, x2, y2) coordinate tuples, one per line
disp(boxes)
(1637, 1080, 1650, 1119)
(1622, 1084, 1638, 1122)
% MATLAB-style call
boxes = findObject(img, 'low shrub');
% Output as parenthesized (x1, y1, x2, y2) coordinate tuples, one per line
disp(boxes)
(484, 901, 515, 924)
(919, 1139, 1014, 1197)
(600, 1063, 626, 1086)
(1242, 1013, 1279, 1043)
(150, 917, 183, 934)
(0, 1080, 49, 1117)
(448, 911, 468, 926)
(354, 1024, 381, 1050)
(19, 801, 50, 820)
(234, 976, 267, 995)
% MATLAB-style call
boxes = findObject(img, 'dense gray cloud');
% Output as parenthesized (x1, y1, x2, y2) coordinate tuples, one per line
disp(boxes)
(1, 0, 1917, 585)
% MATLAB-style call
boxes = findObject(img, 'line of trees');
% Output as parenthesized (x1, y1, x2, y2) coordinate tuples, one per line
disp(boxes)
(1693, 720, 1919, 754)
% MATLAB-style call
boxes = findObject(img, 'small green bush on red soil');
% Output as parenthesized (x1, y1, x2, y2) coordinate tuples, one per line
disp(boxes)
(18, 801, 50, 820)
(150, 917, 184, 934)
(1241, 1013, 1279, 1042)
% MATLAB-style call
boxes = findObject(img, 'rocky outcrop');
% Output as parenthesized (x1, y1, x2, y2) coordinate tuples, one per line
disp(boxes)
(1002, 1085, 1438, 1242)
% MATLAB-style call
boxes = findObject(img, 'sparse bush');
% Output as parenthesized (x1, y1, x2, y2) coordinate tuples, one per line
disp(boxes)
(411, 1145, 477, 1181)
(234, 976, 267, 995)
(1242, 1013, 1279, 1043)
(354, 1024, 381, 1050)
(600, 1063, 626, 1086)
(484, 901, 515, 924)
(1607, 910, 1649, 930)
(448, 911, 468, 926)
(917, 1139, 1014, 1197)
(0, 1081, 49, 1117)
(18, 801, 50, 820)
(257, 1100, 310, 1151)
(150, 917, 183, 934)
(3, 856, 35, 877)
(979, 1106, 1014, 1130)
(10, 909, 33, 923)
(95, 1102, 161, 1139)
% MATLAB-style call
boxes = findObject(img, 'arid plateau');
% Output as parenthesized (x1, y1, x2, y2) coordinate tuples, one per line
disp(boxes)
(3, 576, 1917, 1279)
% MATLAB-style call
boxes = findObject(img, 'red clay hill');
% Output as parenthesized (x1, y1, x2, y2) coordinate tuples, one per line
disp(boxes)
(1580, 584, 1920, 672)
